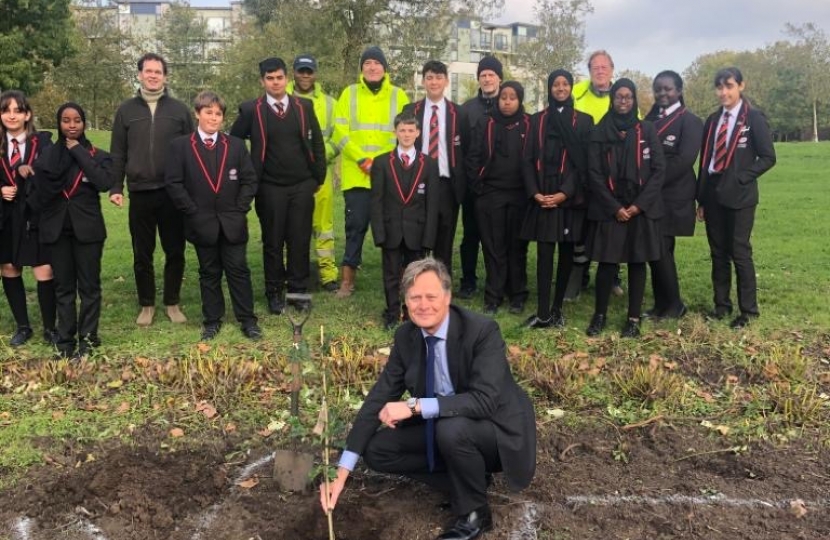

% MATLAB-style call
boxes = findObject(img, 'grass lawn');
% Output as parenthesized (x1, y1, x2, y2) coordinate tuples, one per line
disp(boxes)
(0, 137, 828, 485)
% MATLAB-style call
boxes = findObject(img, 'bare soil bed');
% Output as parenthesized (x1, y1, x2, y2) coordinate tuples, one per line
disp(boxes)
(2, 423, 829, 539)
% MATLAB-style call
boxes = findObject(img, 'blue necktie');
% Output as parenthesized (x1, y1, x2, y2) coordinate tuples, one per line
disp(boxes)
(424, 335, 438, 472)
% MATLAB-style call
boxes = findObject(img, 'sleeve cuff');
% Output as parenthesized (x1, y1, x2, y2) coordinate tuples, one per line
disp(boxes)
(419, 398, 439, 419)
(338, 450, 360, 471)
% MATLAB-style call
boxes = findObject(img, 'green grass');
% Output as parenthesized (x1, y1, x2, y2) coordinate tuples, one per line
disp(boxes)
(0, 138, 828, 485)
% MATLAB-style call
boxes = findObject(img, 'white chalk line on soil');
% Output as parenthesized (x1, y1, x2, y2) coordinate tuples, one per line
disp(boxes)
(508, 502, 539, 540)
(78, 516, 109, 540)
(566, 494, 830, 509)
(13, 516, 32, 540)
(190, 451, 277, 540)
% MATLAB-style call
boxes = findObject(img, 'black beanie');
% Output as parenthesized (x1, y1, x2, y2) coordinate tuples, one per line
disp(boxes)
(477, 56, 503, 80)
(360, 46, 388, 71)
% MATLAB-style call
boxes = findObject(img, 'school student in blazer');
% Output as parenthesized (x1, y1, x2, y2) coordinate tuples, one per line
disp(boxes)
(402, 60, 469, 276)
(585, 79, 665, 338)
(697, 67, 776, 329)
(34, 103, 113, 359)
(643, 71, 703, 321)
(371, 113, 439, 329)
(0, 90, 58, 347)
(467, 81, 531, 315)
(166, 92, 261, 342)
(230, 57, 325, 315)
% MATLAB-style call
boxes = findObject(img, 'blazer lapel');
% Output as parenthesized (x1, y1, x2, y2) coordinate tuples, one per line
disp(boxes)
(446, 310, 462, 390)
(410, 325, 427, 396)
(445, 99, 457, 168)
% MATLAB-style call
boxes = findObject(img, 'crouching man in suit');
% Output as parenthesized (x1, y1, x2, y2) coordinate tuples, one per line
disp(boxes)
(320, 257, 536, 540)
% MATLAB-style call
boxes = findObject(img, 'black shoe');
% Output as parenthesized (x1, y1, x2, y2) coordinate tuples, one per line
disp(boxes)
(483, 303, 498, 316)
(10, 326, 33, 347)
(43, 328, 60, 346)
(586, 313, 606, 336)
(437, 505, 493, 540)
(662, 303, 688, 320)
(242, 323, 262, 341)
(201, 323, 222, 341)
(621, 318, 641, 338)
(525, 315, 553, 329)
(730, 313, 756, 329)
(383, 312, 399, 330)
(642, 307, 664, 320)
(456, 285, 476, 299)
(321, 281, 339, 293)
(266, 294, 285, 315)
(78, 335, 100, 357)
(550, 308, 566, 328)
(508, 301, 524, 315)
(706, 306, 733, 321)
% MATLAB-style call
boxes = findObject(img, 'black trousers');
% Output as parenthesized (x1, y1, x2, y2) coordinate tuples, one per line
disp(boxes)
(363, 417, 502, 516)
(381, 244, 423, 321)
(475, 191, 528, 307)
(459, 189, 480, 290)
(704, 203, 759, 315)
(128, 188, 186, 307)
(648, 235, 683, 314)
(194, 235, 256, 327)
(432, 178, 460, 277)
(50, 235, 103, 354)
(536, 241, 574, 319)
(256, 179, 316, 296)
(595, 262, 646, 319)
(341, 188, 371, 269)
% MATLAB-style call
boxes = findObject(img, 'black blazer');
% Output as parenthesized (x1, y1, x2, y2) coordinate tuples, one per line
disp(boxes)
(402, 98, 469, 204)
(34, 143, 114, 244)
(229, 94, 326, 184)
(370, 150, 439, 251)
(1, 131, 53, 233)
(647, 106, 703, 236)
(466, 113, 532, 192)
(165, 133, 258, 246)
(697, 101, 776, 210)
(523, 108, 593, 208)
(587, 121, 665, 222)
(344, 305, 536, 491)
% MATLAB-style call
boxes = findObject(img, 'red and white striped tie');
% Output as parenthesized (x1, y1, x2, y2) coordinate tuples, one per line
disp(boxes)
(9, 139, 21, 168)
(428, 105, 439, 159)
(712, 111, 730, 173)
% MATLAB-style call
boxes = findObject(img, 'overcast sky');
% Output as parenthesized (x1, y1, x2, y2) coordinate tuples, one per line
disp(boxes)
(194, 0, 830, 77)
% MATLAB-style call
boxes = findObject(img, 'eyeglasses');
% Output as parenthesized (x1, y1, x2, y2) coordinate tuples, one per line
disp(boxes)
(614, 95, 634, 102)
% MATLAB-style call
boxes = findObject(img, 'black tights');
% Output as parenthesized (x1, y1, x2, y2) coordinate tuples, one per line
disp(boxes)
(536, 242, 574, 319)
(595, 262, 646, 319)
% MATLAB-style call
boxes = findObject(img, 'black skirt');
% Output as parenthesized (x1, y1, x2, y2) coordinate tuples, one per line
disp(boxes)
(586, 214, 662, 263)
(0, 204, 51, 267)
(520, 205, 587, 244)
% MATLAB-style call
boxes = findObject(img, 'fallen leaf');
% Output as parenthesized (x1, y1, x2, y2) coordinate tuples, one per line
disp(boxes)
(52, 411, 65, 420)
(790, 499, 807, 519)
(377, 347, 391, 356)
(116, 402, 130, 414)
(575, 351, 589, 359)
(257, 428, 273, 438)
(545, 408, 566, 419)
(726, 375, 740, 385)
(507, 345, 523, 357)
(107, 380, 123, 389)
(0, 411, 10, 419)
(170, 428, 185, 438)
(664, 361, 678, 371)
(237, 476, 259, 489)
(197, 343, 211, 353)
(224, 423, 237, 433)
(695, 389, 715, 403)
(196, 400, 218, 419)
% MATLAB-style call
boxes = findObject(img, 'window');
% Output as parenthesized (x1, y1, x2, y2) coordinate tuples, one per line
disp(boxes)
(451, 73, 459, 102)
(495, 34, 507, 51)
(130, 3, 157, 15)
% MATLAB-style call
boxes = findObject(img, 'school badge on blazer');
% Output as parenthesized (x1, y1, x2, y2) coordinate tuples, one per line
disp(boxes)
(229, 168, 239, 181)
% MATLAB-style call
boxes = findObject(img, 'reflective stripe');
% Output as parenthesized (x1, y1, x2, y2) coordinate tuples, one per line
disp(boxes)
(348, 87, 399, 133)
(322, 97, 334, 138)
(316, 249, 336, 257)
(361, 145, 384, 153)
(317, 232, 335, 241)
(337, 135, 351, 151)
(334, 118, 349, 125)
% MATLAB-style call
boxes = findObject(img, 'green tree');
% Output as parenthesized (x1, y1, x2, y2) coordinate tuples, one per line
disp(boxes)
(0, 0, 73, 95)
(785, 23, 830, 142)
(156, 1, 215, 104)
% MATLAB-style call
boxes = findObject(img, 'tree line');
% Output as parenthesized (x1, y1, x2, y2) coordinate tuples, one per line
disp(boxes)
(3, 0, 827, 141)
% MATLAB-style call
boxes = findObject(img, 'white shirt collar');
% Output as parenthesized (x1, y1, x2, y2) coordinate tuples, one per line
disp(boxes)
(6, 133, 26, 147)
(198, 128, 218, 144)
(662, 102, 682, 117)
(266, 94, 289, 110)
(723, 99, 742, 117)
(421, 312, 450, 341)
(397, 146, 417, 163)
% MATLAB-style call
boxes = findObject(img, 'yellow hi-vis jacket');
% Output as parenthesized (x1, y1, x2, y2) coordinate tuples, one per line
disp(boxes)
(332, 74, 409, 191)
(287, 80, 338, 162)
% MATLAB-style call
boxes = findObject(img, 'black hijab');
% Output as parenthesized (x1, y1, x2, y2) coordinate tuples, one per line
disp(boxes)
(492, 81, 525, 157)
(593, 79, 643, 203)
(544, 69, 586, 175)
(40, 102, 93, 181)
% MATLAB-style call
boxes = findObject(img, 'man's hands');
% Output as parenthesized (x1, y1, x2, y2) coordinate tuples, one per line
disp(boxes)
(109, 193, 123, 207)
(357, 158, 373, 175)
(378, 401, 413, 428)
(319, 466, 350, 514)
(696, 206, 705, 222)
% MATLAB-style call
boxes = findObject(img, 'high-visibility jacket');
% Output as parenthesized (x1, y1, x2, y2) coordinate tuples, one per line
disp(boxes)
(332, 74, 409, 191)
(287, 81, 338, 162)
(573, 79, 610, 124)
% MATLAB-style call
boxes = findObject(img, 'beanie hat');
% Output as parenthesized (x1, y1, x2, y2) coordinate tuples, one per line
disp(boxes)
(360, 46, 388, 71)
(477, 56, 503, 80)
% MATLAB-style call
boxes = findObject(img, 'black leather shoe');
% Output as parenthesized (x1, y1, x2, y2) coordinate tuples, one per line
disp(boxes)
(242, 324, 262, 341)
(550, 308, 566, 328)
(508, 301, 524, 314)
(201, 323, 222, 341)
(437, 505, 493, 540)
(706, 306, 733, 321)
(10, 326, 33, 347)
(621, 318, 641, 338)
(663, 303, 688, 319)
(267, 294, 285, 315)
(456, 285, 476, 299)
(642, 307, 664, 320)
(483, 303, 498, 316)
(383, 313, 399, 330)
(525, 315, 553, 329)
(43, 328, 60, 346)
(586, 313, 605, 336)
(730, 313, 756, 329)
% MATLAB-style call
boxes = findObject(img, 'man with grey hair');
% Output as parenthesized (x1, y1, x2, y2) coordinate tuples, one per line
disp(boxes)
(320, 257, 536, 540)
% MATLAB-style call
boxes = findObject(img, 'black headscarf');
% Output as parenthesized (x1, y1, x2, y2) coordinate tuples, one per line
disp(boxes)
(544, 69, 586, 176)
(40, 102, 92, 182)
(593, 79, 642, 204)
(491, 81, 525, 157)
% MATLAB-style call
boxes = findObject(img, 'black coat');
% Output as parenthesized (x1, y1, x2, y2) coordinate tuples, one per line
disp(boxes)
(164, 133, 258, 246)
(229, 94, 326, 184)
(344, 305, 537, 492)
(35, 143, 114, 244)
(466, 113, 532, 194)
(402, 99, 469, 204)
(370, 150, 439, 251)
(587, 121, 665, 222)
(647, 107, 703, 236)
(697, 101, 776, 210)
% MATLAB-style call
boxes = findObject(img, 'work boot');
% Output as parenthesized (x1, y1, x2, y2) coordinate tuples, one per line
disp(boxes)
(166, 304, 187, 324)
(136, 306, 155, 327)
(336, 266, 356, 299)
